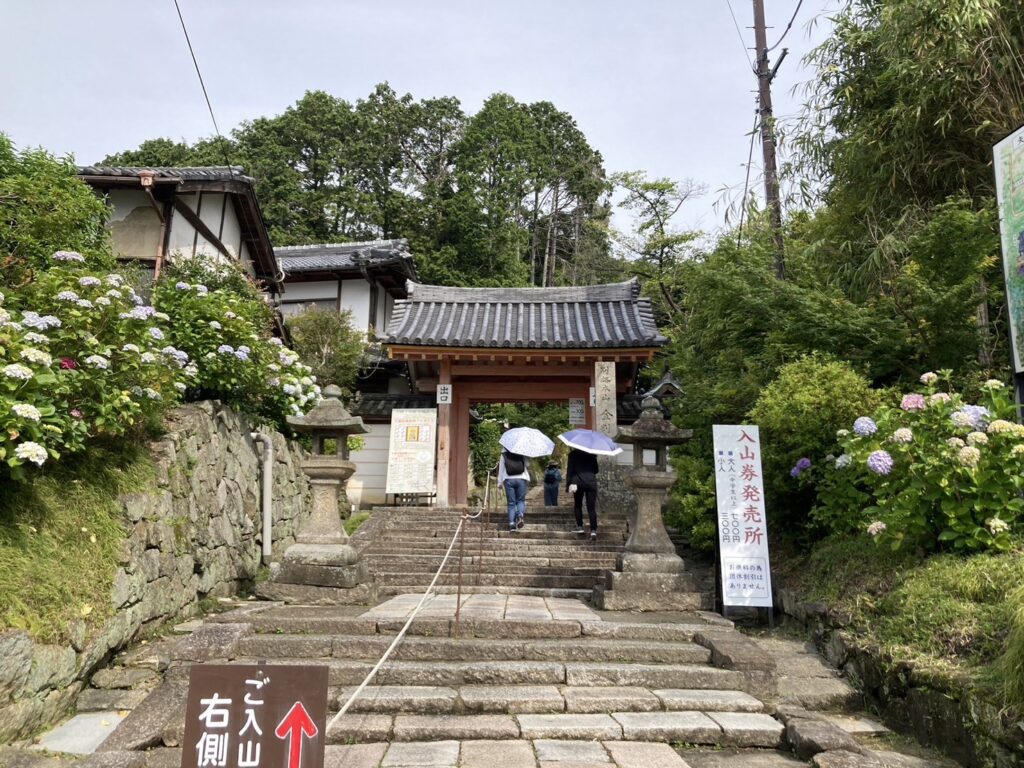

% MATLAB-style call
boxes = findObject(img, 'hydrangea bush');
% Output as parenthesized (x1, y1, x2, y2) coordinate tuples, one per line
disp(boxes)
(152, 261, 319, 426)
(1, 255, 184, 478)
(815, 371, 1024, 552)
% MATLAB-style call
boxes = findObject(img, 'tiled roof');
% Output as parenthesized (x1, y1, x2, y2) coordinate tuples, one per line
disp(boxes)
(78, 165, 254, 183)
(350, 393, 436, 420)
(276, 239, 414, 274)
(383, 278, 666, 349)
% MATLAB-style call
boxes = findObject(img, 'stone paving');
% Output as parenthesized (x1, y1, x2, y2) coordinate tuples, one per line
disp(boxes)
(362, 594, 600, 622)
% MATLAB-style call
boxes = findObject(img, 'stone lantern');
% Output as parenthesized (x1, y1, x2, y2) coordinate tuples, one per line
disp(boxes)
(593, 394, 700, 611)
(259, 385, 372, 604)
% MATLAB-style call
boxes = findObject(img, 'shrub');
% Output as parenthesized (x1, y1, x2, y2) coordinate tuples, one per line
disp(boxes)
(0, 137, 114, 283)
(286, 307, 367, 399)
(1, 256, 185, 479)
(153, 262, 319, 428)
(825, 371, 1024, 552)
(747, 354, 881, 535)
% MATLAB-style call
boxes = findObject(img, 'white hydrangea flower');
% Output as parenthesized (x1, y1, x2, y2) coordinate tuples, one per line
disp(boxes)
(20, 348, 52, 366)
(967, 431, 988, 446)
(14, 441, 48, 466)
(3, 364, 33, 380)
(84, 355, 110, 370)
(22, 332, 48, 344)
(12, 403, 41, 422)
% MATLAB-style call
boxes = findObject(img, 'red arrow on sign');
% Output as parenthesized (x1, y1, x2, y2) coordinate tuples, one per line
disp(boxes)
(275, 701, 318, 768)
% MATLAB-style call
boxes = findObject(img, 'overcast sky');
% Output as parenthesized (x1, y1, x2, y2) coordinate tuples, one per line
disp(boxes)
(1, 1, 833, 235)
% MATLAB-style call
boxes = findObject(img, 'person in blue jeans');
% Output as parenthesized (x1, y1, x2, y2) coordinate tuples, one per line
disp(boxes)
(498, 450, 529, 531)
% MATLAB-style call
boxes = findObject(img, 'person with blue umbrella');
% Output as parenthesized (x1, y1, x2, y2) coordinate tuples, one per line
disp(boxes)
(559, 429, 622, 540)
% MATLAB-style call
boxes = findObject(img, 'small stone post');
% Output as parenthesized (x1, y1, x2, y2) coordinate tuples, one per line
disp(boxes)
(593, 395, 701, 611)
(258, 385, 373, 604)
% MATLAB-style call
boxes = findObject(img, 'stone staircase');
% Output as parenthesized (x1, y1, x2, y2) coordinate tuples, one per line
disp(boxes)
(357, 506, 632, 599)
(95, 596, 788, 762)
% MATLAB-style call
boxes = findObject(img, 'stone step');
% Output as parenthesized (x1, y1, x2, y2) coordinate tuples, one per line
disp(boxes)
(367, 564, 611, 577)
(322, 711, 784, 747)
(362, 543, 627, 555)
(325, 685, 764, 716)
(235, 634, 712, 664)
(241, 612, 713, 641)
(372, 572, 602, 589)
(360, 557, 614, 569)
(377, 530, 628, 542)
(226, 658, 747, 690)
(377, 584, 595, 599)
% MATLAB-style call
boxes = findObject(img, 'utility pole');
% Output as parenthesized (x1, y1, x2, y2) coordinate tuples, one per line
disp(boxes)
(752, 0, 786, 280)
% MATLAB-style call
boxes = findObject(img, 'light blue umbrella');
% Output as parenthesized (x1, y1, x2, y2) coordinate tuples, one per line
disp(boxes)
(499, 427, 555, 457)
(558, 428, 623, 457)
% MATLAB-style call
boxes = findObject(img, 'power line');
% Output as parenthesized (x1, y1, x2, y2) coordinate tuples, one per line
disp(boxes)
(724, 0, 754, 70)
(737, 108, 759, 247)
(172, 0, 233, 170)
(767, 0, 804, 52)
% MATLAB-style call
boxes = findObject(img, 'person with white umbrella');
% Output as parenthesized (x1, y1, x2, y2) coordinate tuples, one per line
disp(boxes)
(498, 427, 555, 533)
(559, 429, 622, 540)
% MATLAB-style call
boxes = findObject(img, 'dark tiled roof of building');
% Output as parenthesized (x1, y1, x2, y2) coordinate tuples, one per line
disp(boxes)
(383, 278, 666, 349)
(350, 393, 436, 421)
(78, 165, 254, 183)
(277, 239, 416, 275)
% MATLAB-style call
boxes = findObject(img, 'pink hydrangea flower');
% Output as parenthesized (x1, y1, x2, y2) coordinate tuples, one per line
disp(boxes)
(900, 393, 926, 411)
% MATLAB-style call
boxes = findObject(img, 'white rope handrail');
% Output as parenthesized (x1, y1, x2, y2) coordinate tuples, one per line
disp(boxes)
(327, 508, 481, 731)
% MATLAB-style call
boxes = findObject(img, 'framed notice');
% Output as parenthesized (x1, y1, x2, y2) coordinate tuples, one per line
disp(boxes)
(568, 398, 586, 425)
(994, 124, 1024, 372)
(385, 409, 437, 494)
(711, 425, 773, 608)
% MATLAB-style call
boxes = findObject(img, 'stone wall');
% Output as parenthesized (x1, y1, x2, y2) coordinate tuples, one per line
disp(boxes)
(776, 587, 1024, 768)
(0, 401, 311, 743)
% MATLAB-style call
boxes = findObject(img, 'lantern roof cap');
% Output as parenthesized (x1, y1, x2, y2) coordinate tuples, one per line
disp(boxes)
(615, 395, 692, 445)
(286, 385, 368, 435)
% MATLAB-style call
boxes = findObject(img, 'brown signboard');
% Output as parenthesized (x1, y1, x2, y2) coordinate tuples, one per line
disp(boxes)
(180, 664, 328, 768)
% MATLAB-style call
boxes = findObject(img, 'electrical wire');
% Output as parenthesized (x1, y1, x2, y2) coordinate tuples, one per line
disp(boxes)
(767, 0, 804, 52)
(724, 0, 754, 70)
(737, 108, 759, 246)
(172, 0, 233, 171)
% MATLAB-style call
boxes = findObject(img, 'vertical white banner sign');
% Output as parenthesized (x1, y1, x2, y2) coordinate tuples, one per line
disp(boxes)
(712, 425, 773, 608)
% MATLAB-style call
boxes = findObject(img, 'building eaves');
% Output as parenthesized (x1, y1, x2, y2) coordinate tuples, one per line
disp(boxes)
(383, 278, 666, 349)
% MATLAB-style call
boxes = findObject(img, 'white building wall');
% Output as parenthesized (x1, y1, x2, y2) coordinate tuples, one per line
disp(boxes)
(347, 422, 391, 508)
(106, 190, 161, 262)
(340, 279, 372, 331)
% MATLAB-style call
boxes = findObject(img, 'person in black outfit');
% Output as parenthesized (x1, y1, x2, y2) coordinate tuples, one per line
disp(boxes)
(566, 448, 599, 539)
(542, 461, 562, 506)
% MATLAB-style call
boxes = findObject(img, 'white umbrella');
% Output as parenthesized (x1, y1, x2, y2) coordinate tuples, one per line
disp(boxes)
(499, 427, 555, 457)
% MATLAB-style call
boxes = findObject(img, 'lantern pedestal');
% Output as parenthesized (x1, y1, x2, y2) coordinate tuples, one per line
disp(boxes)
(256, 385, 373, 605)
(593, 395, 702, 612)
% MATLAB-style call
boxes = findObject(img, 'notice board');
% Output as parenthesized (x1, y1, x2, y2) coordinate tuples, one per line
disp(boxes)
(385, 408, 437, 495)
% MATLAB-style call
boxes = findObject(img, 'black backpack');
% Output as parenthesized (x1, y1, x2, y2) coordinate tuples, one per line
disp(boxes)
(503, 451, 526, 475)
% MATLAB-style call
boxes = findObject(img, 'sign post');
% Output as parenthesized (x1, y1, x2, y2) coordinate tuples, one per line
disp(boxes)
(181, 664, 327, 768)
(994, 123, 1024, 416)
(711, 425, 773, 622)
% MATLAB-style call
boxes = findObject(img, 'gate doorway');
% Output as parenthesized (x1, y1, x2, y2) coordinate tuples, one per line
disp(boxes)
(382, 279, 666, 506)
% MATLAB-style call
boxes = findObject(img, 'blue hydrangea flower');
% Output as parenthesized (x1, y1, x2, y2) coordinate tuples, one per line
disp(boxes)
(853, 417, 877, 436)
(866, 450, 894, 475)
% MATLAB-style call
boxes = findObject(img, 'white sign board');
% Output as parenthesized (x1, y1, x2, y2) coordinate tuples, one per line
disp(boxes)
(994, 124, 1024, 372)
(385, 409, 437, 495)
(712, 425, 773, 608)
(568, 398, 586, 425)
(436, 384, 453, 405)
